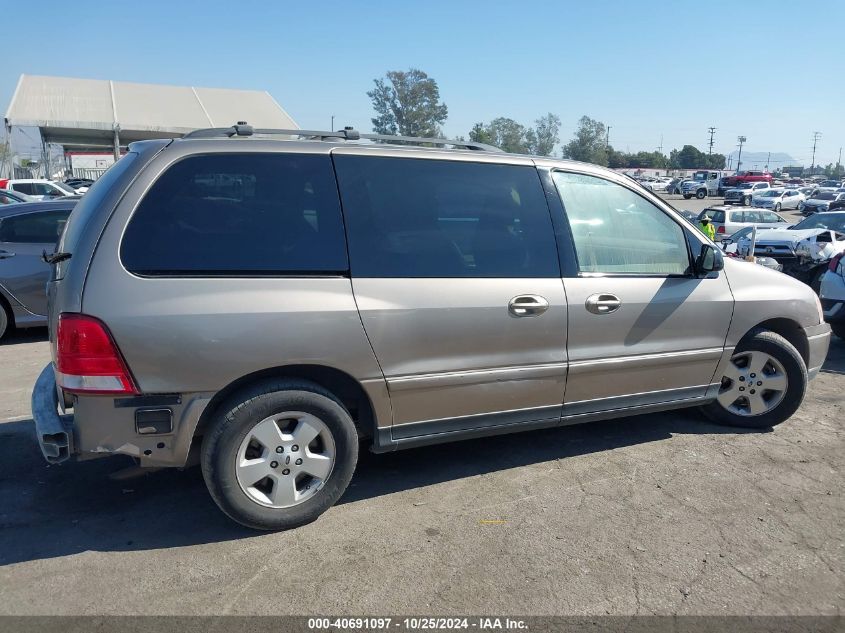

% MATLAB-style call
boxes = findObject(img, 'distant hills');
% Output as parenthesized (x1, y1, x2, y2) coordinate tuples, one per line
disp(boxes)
(726, 151, 798, 170)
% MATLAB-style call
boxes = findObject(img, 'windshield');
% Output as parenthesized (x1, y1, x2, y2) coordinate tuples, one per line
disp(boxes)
(761, 190, 781, 197)
(814, 193, 836, 200)
(791, 213, 845, 232)
(820, 181, 838, 187)
(693, 173, 707, 181)
(735, 183, 753, 189)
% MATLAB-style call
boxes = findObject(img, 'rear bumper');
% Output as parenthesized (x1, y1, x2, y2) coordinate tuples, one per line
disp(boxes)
(805, 323, 831, 380)
(31, 364, 74, 464)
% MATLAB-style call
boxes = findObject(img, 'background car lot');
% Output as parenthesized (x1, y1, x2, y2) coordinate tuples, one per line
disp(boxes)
(0, 314, 842, 615)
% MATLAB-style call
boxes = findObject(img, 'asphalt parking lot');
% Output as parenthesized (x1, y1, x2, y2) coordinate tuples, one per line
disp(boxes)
(0, 318, 842, 615)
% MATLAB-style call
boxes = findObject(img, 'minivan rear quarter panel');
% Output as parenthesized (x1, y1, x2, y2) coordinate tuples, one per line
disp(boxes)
(79, 142, 390, 439)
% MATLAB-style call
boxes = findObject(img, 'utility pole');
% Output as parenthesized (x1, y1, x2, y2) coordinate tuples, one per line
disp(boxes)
(837, 146, 842, 177)
(605, 126, 611, 150)
(657, 134, 663, 154)
(766, 152, 770, 172)
(736, 136, 746, 173)
(707, 126, 716, 156)
(811, 131, 821, 175)
(331, 115, 335, 132)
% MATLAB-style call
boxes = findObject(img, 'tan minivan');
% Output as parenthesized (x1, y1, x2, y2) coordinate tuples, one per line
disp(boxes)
(32, 125, 830, 530)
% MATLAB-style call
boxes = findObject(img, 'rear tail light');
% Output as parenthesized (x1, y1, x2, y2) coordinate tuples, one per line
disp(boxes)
(717, 225, 725, 234)
(56, 314, 138, 395)
(829, 252, 844, 273)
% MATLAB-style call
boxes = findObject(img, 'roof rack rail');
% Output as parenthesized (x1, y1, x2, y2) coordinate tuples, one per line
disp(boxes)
(181, 122, 500, 151)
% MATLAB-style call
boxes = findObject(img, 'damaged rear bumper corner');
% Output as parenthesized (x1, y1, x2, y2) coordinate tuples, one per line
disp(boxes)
(31, 363, 74, 464)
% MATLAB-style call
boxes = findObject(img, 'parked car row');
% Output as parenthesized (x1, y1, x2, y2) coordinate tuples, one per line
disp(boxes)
(0, 179, 79, 200)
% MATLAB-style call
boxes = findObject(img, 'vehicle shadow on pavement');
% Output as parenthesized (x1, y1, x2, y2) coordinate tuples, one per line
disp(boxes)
(0, 410, 762, 567)
(0, 328, 48, 347)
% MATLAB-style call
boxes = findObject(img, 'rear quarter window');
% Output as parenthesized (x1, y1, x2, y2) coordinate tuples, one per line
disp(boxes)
(121, 153, 347, 275)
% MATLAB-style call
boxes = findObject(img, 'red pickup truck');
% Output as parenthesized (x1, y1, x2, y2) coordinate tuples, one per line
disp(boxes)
(721, 170, 773, 187)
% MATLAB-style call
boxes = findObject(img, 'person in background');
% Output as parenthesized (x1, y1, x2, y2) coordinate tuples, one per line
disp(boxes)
(699, 216, 715, 240)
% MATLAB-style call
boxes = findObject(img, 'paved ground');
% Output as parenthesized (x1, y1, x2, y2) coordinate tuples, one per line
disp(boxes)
(0, 327, 842, 616)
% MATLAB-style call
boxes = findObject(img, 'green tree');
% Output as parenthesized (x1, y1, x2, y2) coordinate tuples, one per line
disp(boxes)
(706, 153, 726, 169)
(669, 145, 707, 169)
(530, 113, 561, 156)
(562, 116, 609, 166)
(469, 113, 561, 156)
(367, 68, 448, 137)
(469, 117, 530, 153)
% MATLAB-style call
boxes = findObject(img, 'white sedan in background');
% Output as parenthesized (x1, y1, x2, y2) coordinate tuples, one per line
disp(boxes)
(752, 188, 805, 211)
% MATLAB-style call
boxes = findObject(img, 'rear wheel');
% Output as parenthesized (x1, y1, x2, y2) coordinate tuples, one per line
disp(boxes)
(201, 379, 358, 530)
(700, 330, 806, 429)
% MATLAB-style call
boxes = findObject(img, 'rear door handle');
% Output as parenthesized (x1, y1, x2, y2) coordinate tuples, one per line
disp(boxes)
(0, 250, 15, 259)
(508, 294, 549, 317)
(585, 293, 621, 315)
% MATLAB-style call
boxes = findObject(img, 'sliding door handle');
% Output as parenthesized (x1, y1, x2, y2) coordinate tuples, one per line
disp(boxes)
(508, 294, 549, 317)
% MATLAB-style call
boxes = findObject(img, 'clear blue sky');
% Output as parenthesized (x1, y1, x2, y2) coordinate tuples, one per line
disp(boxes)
(3, 0, 843, 165)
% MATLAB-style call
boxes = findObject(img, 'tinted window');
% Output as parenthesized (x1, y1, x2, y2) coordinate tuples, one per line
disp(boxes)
(0, 210, 71, 243)
(121, 153, 347, 275)
(334, 156, 559, 278)
(553, 172, 691, 275)
(12, 183, 34, 195)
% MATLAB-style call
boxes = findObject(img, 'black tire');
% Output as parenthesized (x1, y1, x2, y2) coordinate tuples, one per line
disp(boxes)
(832, 323, 845, 340)
(700, 330, 807, 429)
(683, 194, 692, 200)
(696, 189, 707, 199)
(0, 299, 9, 341)
(773, 203, 781, 212)
(201, 379, 358, 531)
(743, 196, 752, 206)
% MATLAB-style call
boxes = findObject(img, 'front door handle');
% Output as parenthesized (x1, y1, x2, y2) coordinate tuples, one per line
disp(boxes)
(508, 294, 549, 317)
(0, 250, 15, 260)
(585, 293, 621, 315)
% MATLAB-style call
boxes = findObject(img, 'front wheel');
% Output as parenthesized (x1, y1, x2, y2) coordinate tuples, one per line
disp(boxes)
(773, 203, 781, 212)
(743, 195, 752, 206)
(700, 330, 807, 429)
(696, 189, 707, 199)
(201, 379, 358, 530)
(683, 194, 692, 199)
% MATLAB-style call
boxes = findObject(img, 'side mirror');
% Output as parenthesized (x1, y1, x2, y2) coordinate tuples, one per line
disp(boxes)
(696, 243, 724, 277)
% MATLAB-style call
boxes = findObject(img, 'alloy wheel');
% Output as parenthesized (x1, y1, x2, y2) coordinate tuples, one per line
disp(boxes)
(716, 351, 788, 416)
(235, 412, 336, 508)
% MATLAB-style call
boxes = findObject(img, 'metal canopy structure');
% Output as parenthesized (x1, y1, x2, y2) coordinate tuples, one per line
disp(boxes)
(4, 74, 298, 156)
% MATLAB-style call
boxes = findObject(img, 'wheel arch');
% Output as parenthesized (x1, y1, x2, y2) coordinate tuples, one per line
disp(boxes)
(740, 318, 809, 367)
(193, 364, 379, 445)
